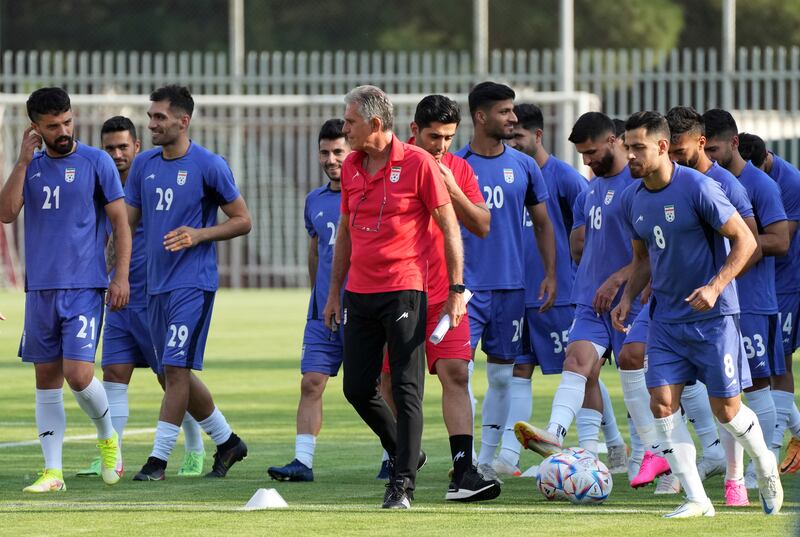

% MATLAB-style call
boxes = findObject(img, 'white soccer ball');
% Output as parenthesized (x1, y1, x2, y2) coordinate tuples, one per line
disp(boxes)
(561, 456, 613, 504)
(536, 448, 591, 501)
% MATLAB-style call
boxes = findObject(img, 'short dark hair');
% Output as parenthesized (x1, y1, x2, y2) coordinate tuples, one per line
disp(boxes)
(414, 95, 461, 129)
(514, 103, 544, 131)
(568, 112, 614, 144)
(150, 84, 194, 117)
(101, 116, 138, 141)
(612, 118, 626, 138)
(665, 106, 704, 142)
(26, 87, 71, 121)
(625, 111, 671, 140)
(702, 109, 738, 140)
(738, 132, 768, 168)
(318, 118, 345, 143)
(468, 81, 515, 117)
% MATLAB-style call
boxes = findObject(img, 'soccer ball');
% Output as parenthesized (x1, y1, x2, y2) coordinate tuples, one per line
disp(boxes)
(561, 456, 613, 504)
(536, 447, 592, 501)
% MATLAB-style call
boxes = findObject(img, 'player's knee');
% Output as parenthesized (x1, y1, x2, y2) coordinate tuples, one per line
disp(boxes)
(513, 363, 533, 378)
(300, 374, 327, 398)
(617, 346, 642, 370)
(437, 361, 469, 390)
(563, 353, 589, 376)
(649, 398, 674, 419)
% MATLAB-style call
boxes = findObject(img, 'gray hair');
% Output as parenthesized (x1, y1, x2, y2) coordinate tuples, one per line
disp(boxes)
(344, 85, 394, 131)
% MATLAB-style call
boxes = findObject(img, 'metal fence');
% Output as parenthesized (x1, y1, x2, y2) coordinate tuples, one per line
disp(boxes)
(1, 46, 799, 288)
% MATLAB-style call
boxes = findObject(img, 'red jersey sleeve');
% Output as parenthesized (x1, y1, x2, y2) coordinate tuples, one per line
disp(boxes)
(450, 156, 483, 205)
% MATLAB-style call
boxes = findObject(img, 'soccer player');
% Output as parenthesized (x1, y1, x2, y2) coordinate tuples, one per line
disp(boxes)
(498, 104, 630, 476)
(703, 109, 789, 490)
(738, 133, 800, 471)
(322, 85, 466, 509)
(126, 85, 252, 481)
(454, 83, 556, 483)
(0, 87, 131, 492)
(613, 110, 782, 518)
(267, 119, 351, 482)
(637, 106, 760, 501)
(378, 95, 500, 501)
(515, 112, 640, 463)
(75, 116, 206, 479)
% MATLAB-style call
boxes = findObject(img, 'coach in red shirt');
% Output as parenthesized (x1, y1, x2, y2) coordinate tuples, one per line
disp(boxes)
(323, 85, 466, 509)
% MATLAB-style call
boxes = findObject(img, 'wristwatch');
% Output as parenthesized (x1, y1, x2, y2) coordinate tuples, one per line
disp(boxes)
(449, 284, 466, 294)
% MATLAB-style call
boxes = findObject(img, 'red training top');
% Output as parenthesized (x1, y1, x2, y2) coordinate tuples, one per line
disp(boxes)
(341, 137, 450, 294)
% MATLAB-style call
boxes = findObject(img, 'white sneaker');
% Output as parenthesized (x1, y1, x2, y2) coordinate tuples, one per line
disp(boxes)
(744, 462, 758, 490)
(757, 453, 784, 515)
(696, 456, 725, 482)
(663, 498, 715, 518)
(655, 473, 681, 494)
(477, 463, 503, 485)
(491, 456, 521, 477)
(606, 442, 628, 474)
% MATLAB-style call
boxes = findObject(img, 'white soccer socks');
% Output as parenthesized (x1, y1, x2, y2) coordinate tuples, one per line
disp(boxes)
(151, 421, 181, 461)
(599, 379, 624, 448)
(478, 363, 514, 465)
(619, 368, 658, 446)
(72, 377, 114, 440)
(181, 413, 204, 454)
(198, 406, 233, 446)
(681, 382, 725, 461)
(498, 376, 532, 465)
(103, 381, 129, 446)
(654, 411, 708, 503)
(577, 408, 602, 455)
(745, 387, 777, 448)
(295, 434, 316, 468)
(547, 370, 587, 440)
(35, 388, 66, 470)
(719, 403, 775, 478)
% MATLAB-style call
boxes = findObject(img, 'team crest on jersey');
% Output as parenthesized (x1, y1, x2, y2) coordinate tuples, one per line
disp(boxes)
(664, 204, 675, 222)
(389, 166, 402, 183)
(503, 168, 515, 183)
(604, 190, 615, 205)
(64, 167, 76, 183)
(177, 170, 188, 186)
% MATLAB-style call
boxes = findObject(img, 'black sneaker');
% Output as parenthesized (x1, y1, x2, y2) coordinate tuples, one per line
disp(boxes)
(205, 434, 247, 478)
(267, 458, 314, 482)
(385, 449, 427, 479)
(383, 477, 413, 509)
(445, 466, 502, 502)
(133, 457, 167, 481)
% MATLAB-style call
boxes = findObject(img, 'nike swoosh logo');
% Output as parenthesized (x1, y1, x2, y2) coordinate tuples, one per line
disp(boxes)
(30, 172, 41, 179)
(145, 174, 156, 180)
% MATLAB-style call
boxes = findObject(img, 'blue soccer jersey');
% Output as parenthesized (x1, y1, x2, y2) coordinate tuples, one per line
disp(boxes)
(125, 142, 241, 294)
(705, 162, 754, 219)
(621, 164, 740, 323)
(769, 154, 800, 293)
(23, 142, 124, 290)
(570, 166, 637, 307)
(455, 144, 549, 291)
(304, 183, 341, 321)
(523, 156, 587, 307)
(735, 161, 786, 314)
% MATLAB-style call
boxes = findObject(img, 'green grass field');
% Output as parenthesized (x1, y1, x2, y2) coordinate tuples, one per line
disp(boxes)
(0, 289, 796, 536)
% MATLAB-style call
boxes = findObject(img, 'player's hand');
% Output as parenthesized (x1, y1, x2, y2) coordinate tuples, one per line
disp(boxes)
(593, 274, 623, 314)
(442, 291, 467, 328)
(437, 162, 458, 191)
(685, 284, 719, 312)
(106, 276, 130, 311)
(323, 295, 341, 330)
(164, 226, 203, 252)
(538, 274, 557, 312)
(19, 126, 42, 166)
(611, 298, 631, 333)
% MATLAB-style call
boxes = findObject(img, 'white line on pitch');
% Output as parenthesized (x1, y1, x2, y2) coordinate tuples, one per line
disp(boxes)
(0, 427, 155, 449)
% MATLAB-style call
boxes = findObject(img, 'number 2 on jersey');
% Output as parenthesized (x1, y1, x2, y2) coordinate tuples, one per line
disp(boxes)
(156, 187, 174, 211)
(483, 185, 504, 209)
(42, 185, 60, 210)
(326, 221, 337, 246)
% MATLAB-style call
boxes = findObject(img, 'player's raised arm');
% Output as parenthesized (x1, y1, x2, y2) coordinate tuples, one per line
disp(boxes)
(163, 195, 251, 252)
(437, 161, 490, 238)
(686, 210, 756, 311)
(0, 126, 41, 223)
(527, 201, 557, 311)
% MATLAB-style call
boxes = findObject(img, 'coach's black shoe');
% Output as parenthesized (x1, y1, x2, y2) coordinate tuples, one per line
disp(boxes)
(384, 449, 427, 480)
(418, 449, 428, 472)
(383, 477, 413, 509)
(133, 457, 167, 481)
(445, 466, 502, 502)
(267, 459, 314, 482)
(205, 433, 247, 478)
